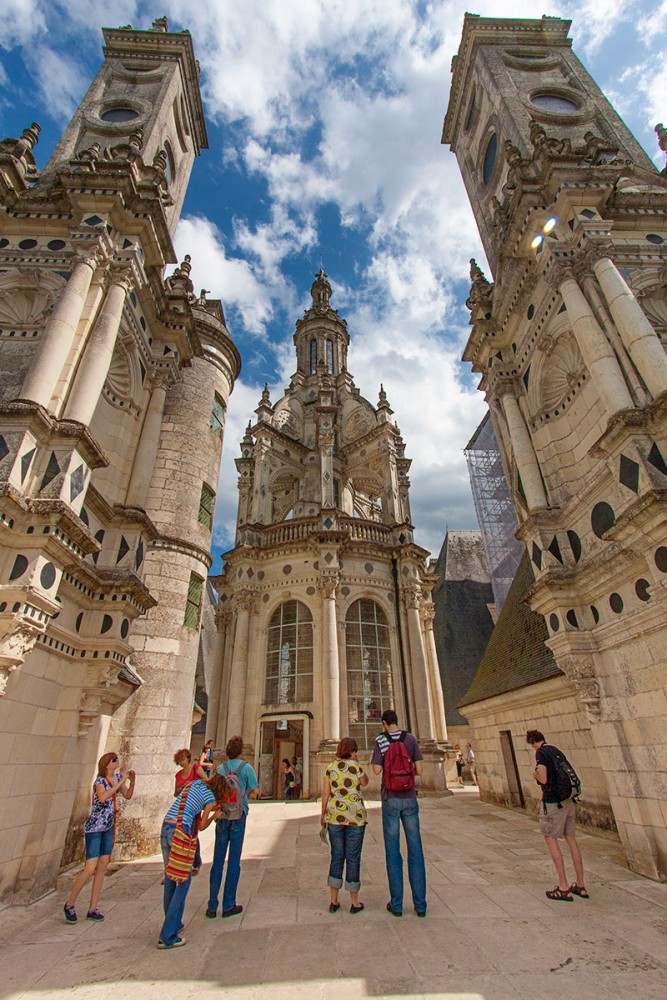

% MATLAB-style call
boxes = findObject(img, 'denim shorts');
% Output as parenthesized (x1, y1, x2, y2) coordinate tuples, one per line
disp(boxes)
(85, 827, 114, 859)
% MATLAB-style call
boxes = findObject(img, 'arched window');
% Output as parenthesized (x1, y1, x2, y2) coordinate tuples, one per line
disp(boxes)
(326, 339, 334, 373)
(345, 599, 394, 749)
(265, 601, 313, 704)
(309, 339, 317, 375)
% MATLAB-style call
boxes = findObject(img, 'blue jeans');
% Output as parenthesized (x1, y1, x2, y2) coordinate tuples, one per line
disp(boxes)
(207, 813, 247, 914)
(381, 797, 426, 913)
(327, 823, 366, 892)
(159, 821, 192, 946)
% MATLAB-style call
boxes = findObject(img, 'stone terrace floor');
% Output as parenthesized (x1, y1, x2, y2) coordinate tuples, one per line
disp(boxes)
(2, 787, 667, 1000)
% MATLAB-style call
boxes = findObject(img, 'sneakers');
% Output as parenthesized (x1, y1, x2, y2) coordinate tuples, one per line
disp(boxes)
(222, 905, 243, 918)
(157, 937, 187, 949)
(63, 903, 77, 924)
(87, 909, 105, 921)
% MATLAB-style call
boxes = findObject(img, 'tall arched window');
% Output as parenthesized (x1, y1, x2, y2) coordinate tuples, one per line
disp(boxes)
(265, 601, 313, 704)
(345, 599, 393, 749)
(326, 339, 334, 374)
(309, 339, 317, 375)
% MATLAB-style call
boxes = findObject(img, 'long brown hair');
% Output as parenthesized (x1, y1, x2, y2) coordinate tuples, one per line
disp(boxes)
(97, 752, 119, 777)
(205, 773, 233, 807)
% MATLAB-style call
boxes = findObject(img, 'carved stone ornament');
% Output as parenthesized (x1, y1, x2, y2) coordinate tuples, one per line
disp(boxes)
(165, 255, 195, 300)
(310, 268, 332, 315)
(655, 123, 667, 174)
(319, 576, 338, 599)
(234, 589, 256, 614)
(559, 655, 602, 721)
(466, 258, 494, 312)
(0, 617, 42, 695)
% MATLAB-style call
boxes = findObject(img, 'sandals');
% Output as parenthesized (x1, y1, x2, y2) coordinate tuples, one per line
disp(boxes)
(329, 902, 340, 913)
(545, 886, 573, 901)
(570, 884, 590, 898)
(350, 903, 364, 914)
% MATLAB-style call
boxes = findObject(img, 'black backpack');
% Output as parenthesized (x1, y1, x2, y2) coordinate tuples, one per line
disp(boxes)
(544, 745, 581, 809)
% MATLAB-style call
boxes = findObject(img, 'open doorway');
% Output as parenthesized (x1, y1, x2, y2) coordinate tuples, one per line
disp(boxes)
(257, 716, 306, 799)
(499, 729, 525, 808)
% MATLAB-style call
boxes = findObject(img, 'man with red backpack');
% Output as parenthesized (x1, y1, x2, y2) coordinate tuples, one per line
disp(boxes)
(371, 709, 426, 918)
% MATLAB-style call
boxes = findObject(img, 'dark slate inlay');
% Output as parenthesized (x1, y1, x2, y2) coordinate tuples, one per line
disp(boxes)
(135, 539, 144, 569)
(591, 605, 600, 624)
(283, 564, 292, 575)
(567, 530, 582, 563)
(247, 567, 254, 579)
(531, 542, 542, 570)
(19, 238, 38, 250)
(648, 442, 667, 478)
(0, 436, 9, 462)
(609, 592, 624, 614)
(47, 239, 66, 251)
(591, 501, 615, 538)
(40, 452, 60, 491)
(517, 474, 526, 505)
(9, 555, 29, 580)
(341, 586, 350, 596)
(646, 233, 664, 244)
(80, 506, 89, 527)
(84, 215, 104, 226)
(566, 609, 579, 628)
(92, 528, 105, 565)
(635, 578, 651, 602)
(75, 612, 83, 633)
(527, 304, 535, 320)
(364, 562, 374, 574)
(70, 464, 85, 502)
(120, 618, 129, 638)
(324, 552, 334, 564)
(306, 586, 316, 596)
(323, 517, 334, 529)
(655, 546, 667, 573)
(547, 535, 563, 564)
(21, 448, 37, 484)
(139, 360, 146, 383)
(522, 365, 530, 389)
(101, 614, 113, 634)
(257, 571, 265, 580)
(549, 613, 559, 632)
(619, 454, 639, 493)
(116, 535, 130, 564)
(558, 302, 567, 313)
(40, 562, 56, 589)
(262, 593, 270, 602)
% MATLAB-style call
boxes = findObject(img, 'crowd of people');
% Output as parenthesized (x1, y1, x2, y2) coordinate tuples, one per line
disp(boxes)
(63, 715, 587, 946)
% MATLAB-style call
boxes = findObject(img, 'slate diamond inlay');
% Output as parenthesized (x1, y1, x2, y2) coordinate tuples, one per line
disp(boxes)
(21, 447, 36, 483)
(0, 436, 9, 462)
(548, 535, 563, 564)
(647, 442, 667, 478)
(532, 542, 542, 570)
(70, 464, 85, 502)
(324, 552, 334, 564)
(40, 452, 60, 490)
(323, 517, 334, 529)
(116, 535, 130, 564)
(619, 454, 639, 493)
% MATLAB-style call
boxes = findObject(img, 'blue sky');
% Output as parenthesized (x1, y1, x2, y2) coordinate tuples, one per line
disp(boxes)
(1, 0, 666, 569)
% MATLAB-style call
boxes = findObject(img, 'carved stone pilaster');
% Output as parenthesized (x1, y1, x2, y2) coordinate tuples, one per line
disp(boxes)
(559, 655, 602, 722)
(234, 589, 257, 615)
(319, 576, 338, 599)
(0, 616, 42, 695)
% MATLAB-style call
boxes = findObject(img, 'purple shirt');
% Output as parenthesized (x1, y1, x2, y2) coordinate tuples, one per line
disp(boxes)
(371, 730, 423, 800)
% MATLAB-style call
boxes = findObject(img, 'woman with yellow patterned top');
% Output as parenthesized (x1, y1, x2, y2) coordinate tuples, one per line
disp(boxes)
(320, 737, 369, 914)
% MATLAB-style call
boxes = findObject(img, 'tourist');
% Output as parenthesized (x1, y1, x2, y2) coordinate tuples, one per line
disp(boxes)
(466, 742, 478, 785)
(173, 748, 207, 875)
(526, 730, 588, 902)
(371, 708, 427, 917)
(282, 758, 296, 799)
(292, 755, 303, 799)
(206, 735, 259, 919)
(199, 739, 215, 776)
(321, 737, 368, 914)
(63, 752, 135, 923)
(455, 748, 464, 786)
(159, 773, 232, 948)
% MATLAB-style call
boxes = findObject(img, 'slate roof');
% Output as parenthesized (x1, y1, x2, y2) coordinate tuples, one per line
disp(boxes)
(432, 531, 495, 726)
(459, 548, 561, 707)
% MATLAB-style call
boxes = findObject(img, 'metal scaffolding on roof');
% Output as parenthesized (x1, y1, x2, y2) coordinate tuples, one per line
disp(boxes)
(465, 411, 523, 613)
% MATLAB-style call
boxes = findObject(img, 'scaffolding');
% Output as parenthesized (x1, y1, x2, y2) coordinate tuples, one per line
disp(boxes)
(465, 412, 523, 613)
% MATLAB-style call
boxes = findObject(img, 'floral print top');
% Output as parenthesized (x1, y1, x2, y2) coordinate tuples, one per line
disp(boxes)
(84, 775, 118, 833)
(324, 759, 367, 826)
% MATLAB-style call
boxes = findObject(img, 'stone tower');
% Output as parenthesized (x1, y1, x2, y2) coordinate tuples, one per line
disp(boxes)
(207, 271, 447, 797)
(0, 18, 240, 904)
(443, 15, 667, 879)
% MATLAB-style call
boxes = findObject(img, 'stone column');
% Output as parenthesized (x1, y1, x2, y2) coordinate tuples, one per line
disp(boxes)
(499, 385, 548, 509)
(320, 577, 340, 742)
(215, 611, 234, 747)
(559, 275, 633, 416)
(64, 270, 130, 425)
(225, 591, 254, 741)
(593, 257, 667, 399)
(403, 589, 435, 740)
(19, 252, 100, 408)
(422, 604, 448, 744)
(205, 608, 228, 745)
(125, 374, 169, 508)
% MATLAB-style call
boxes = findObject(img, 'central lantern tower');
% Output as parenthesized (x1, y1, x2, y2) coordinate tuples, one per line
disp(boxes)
(207, 272, 448, 796)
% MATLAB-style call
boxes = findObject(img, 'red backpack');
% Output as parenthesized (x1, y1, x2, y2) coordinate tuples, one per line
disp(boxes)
(383, 732, 415, 792)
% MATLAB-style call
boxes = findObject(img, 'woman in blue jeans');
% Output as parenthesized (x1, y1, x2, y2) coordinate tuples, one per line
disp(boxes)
(320, 737, 369, 913)
(159, 773, 232, 949)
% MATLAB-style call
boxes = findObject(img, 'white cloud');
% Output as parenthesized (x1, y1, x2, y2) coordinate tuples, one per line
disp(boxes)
(0, 0, 47, 49)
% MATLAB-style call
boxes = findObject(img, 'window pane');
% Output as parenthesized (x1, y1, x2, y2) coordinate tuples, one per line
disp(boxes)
(264, 600, 313, 705)
(345, 598, 394, 749)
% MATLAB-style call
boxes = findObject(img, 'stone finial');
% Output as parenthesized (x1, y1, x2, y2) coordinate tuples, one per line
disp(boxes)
(197, 288, 210, 305)
(165, 254, 194, 297)
(255, 384, 273, 420)
(261, 383, 271, 404)
(151, 16, 168, 32)
(310, 267, 332, 314)
(655, 124, 667, 174)
(466, 258, 494, 313)
(129, 129, 144, 154)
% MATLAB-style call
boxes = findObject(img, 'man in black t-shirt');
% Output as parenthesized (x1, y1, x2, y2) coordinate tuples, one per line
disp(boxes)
(526, 729, 588, 901)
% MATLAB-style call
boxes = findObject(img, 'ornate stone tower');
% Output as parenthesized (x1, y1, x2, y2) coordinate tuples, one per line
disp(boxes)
(207, 271, 447, 796)
(443, 15, 667, 879)
(0, 18, 240, 904)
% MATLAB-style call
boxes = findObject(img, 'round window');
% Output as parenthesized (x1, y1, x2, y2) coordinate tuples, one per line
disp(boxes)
(482, 132, 497, 186)
(100, 107, 140, 123)
(531, 94, 578, 114)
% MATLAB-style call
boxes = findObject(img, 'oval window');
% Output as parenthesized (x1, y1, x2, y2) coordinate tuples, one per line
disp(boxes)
(482, 132, 497, 186)
(164, 141, 175, 185)
(531, 94, 578, 114)
(100, 107, 139, 123)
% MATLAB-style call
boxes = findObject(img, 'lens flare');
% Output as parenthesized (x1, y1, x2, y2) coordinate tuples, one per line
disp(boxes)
(543, 216, 558, 234)
(530, 234, 543, 249)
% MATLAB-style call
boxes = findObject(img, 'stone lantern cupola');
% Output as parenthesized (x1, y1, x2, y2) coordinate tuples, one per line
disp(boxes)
(293, 269, 350, 378)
